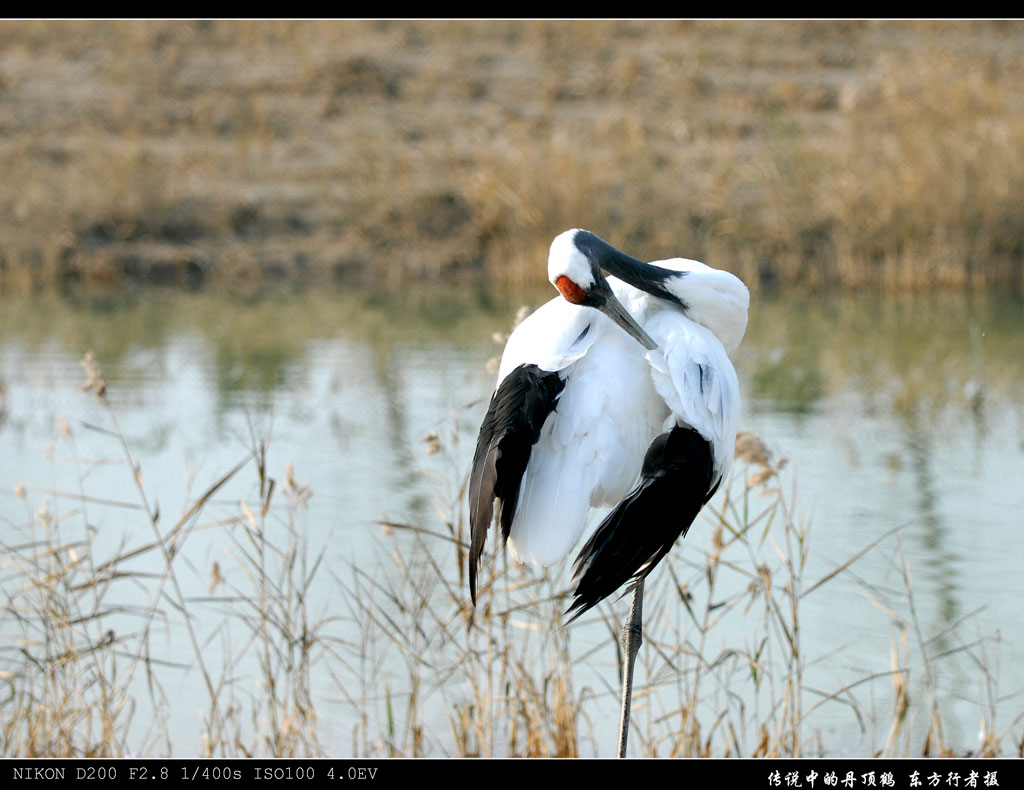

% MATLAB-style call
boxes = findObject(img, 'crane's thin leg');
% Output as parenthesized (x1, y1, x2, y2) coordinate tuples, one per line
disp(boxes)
(617, 578, 644, 758)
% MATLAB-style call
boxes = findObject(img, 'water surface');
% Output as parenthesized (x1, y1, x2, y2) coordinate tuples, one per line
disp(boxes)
(1, 287, 1021, 756)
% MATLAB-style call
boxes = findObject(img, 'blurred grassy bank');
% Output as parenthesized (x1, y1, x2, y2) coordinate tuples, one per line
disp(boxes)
(1, 20, 1023, 294)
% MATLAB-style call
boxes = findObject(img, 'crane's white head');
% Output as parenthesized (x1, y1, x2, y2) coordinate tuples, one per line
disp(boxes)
(548, 229, 658, 351)
(549, 229, 749, 356)
(548, 229, 597, 299)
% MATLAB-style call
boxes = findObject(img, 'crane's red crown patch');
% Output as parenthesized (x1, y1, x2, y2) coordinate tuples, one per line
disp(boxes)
(556, 275, 587, 304)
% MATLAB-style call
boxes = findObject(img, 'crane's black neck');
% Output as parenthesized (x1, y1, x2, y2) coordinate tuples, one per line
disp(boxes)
(574, 230, 687, 309)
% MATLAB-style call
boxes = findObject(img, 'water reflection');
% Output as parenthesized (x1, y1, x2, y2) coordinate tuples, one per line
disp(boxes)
(0, 285, 1021, 755)
(903, 413, 958, 634)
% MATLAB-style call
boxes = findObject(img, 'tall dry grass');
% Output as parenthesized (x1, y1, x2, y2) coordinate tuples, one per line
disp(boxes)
(1, 21, 1022, 293)
(375, 422, 1019, 758)
(1, 354, 326, 757)
(1, 351, 1020, 757)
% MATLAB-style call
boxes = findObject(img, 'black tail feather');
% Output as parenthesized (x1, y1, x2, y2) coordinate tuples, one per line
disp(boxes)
(566, 425, 716, 621)
(468, 364, 565, 603)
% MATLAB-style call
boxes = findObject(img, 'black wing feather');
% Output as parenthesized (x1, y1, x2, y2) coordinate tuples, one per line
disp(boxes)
(468, 364, 565, 603)
(566, 424, 716, 622)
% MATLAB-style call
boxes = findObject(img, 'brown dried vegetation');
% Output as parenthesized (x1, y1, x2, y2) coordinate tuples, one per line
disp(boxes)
(1, 21, 1022, 294)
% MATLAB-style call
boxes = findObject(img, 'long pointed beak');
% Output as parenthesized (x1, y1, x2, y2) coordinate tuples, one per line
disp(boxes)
(597, 284, 658, 351)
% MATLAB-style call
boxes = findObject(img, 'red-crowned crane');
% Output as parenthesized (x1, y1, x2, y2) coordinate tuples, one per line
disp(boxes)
(469, 229, 749, 756)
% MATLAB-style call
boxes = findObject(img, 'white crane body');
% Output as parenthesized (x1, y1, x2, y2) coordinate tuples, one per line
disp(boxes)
(469, 230, 748, 621)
